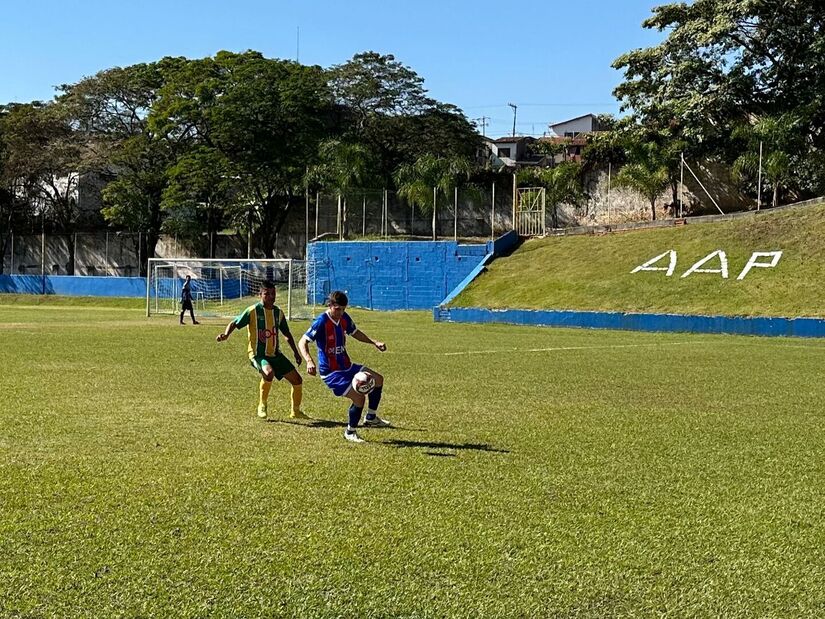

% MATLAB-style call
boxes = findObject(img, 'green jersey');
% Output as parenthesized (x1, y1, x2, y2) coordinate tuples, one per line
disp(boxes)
(233, 302, 290, 359)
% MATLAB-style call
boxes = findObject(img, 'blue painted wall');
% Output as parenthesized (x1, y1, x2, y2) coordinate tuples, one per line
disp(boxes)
(434, 306, 825, 339)
(307, 239, 496, 310)
(0, 275, 146, 297)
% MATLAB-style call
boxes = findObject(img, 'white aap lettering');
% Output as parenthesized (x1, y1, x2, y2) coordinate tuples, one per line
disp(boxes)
(631, 250, 782, 280)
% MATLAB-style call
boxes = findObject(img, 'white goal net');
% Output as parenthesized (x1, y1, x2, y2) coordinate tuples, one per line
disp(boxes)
(146, 258, 314, 320)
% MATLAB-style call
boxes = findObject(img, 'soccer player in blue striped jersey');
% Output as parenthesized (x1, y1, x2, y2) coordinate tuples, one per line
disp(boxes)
(298, 290, 389, 443)
(216, 280, 308, 420)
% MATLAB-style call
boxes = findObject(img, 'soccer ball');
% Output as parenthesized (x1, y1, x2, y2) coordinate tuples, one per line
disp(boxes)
(352, 370, 375, 395)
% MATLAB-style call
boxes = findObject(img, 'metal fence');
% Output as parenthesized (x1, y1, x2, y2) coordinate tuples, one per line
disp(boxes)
(307, 187, 514, 242)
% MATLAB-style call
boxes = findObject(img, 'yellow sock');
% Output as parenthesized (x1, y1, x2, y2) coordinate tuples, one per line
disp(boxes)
(259, 379, 273, 406)
(291, 383, 302, 414)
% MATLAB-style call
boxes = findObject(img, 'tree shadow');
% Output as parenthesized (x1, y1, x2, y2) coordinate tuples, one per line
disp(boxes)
(381, 439, 510, 454)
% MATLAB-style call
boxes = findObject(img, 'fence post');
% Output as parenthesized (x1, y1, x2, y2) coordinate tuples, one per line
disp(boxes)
(512, 173, 517, 232)
(362, 194, 367, 237)
(491, 181, 496, 241)
(432, 186, 437, 241)
(314, 192, 320, 240)
(454, 186, 458, 242)
(10, 231, 13, 274)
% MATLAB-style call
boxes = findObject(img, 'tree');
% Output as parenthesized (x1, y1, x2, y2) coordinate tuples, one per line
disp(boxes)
(151, 51, 335, 256)
(1, 101, 87, 273)
(0, 106, 35, 274)
(161, 147, 235, 257)
(732, 114, 802, 208)
(614, 142, 671, 221)
(518, 162, 584, 228)
(60, 59, 186, 274)
(305, 139, 375, 238)
(394, 154, 474, 240)
(329, 52, 480, 183)
(613, 1, 825, 193)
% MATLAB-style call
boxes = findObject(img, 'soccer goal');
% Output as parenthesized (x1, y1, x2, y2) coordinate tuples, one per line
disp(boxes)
(146, 258, 314, 320)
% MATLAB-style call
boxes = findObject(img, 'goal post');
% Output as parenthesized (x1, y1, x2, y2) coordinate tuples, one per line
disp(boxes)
(146, 258, 314, 320)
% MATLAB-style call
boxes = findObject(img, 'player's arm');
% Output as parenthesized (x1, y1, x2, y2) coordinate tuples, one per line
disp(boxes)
(298, 334, 317, 375)
(352, 329, 387, 352)
(283, 332, 302, 366)
(216, 321, 237, 342)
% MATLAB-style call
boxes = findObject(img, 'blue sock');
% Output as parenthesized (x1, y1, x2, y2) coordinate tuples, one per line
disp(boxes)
(366, 386, 383, 418)
(347, 404, 363, 430)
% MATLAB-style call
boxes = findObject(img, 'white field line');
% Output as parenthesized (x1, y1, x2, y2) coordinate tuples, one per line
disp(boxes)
(415, 341, 711, 357)
(404, 339, 825, 357)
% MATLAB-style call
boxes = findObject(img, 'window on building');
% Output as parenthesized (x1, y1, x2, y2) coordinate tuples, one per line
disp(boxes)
(498, 147, 511, 158)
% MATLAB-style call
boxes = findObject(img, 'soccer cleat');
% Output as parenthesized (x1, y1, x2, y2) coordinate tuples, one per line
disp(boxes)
(363, 415, 391, 428)
(256, 403, 268, 419)
(289, 410, 310, 420)
(344, 430, 365, 443)
(193, 321, 200, 325)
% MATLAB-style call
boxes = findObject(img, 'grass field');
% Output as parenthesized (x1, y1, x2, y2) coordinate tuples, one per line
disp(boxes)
(1, 299, 824, 617)
(456, 203, 825, 317)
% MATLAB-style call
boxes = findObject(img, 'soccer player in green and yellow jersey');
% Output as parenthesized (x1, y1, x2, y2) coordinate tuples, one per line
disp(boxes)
(216, 280, 309, 420)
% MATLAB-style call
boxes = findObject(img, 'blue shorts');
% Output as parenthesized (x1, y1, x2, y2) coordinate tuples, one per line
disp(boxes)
(321, 364, 364, 397)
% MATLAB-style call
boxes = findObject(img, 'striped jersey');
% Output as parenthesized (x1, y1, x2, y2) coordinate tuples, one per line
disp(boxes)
(233, 302, 290, 359)
(304, 311, 357, 376)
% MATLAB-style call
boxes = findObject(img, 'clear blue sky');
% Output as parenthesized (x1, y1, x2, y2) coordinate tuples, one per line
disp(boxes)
(1, 0, 664, 138)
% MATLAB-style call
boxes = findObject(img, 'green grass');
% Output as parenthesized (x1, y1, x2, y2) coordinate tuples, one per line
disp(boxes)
(1, 299, 824, 617)
(455, 203, 825, 317)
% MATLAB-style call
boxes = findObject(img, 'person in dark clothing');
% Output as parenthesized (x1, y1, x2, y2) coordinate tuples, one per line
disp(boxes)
(180, 275, 200, 325)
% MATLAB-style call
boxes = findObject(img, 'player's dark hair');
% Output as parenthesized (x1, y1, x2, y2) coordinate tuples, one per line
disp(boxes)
(260, 280, 276, 290)
(327, 290, 348, 307)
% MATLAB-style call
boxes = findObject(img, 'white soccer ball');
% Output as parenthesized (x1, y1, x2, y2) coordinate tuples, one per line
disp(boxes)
(352, 370, 375, 395)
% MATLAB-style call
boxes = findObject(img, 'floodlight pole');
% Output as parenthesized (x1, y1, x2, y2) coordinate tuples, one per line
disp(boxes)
(508, 103, 517, 137)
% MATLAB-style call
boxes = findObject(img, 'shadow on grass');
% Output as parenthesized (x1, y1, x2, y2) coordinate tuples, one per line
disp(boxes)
(269, 418, 347, 429)
(269, 418, 428, 432)
(381, 439, 510, 454)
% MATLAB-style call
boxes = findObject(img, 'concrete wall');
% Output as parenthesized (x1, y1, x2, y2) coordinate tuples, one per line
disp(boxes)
(0, 275, 146, 297)
(307, 240, 493, 311)
(435, 306, 825, 339)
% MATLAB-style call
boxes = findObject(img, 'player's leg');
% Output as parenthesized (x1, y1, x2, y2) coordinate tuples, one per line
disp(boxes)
(253, 357, 275, 419)
(190, 307, 199, 324)
(361, 367, 389, 427)
(283, 369, 309, 419)
(343, 389, 367, 442)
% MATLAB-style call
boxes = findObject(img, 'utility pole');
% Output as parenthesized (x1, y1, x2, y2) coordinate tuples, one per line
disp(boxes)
(296, 26, 300, 62)
(474, 116, 490, 137)
(508, 103, 518, 137)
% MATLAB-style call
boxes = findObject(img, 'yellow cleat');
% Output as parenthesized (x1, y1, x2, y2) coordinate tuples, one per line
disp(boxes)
(289, 410, 310, 420)
(256, 403, 268, 419)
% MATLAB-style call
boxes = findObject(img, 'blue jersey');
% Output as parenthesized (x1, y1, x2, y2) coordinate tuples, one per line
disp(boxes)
(304, 311, 357, 376)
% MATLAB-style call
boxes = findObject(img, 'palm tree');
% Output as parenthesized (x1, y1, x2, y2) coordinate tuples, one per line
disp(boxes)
(615, 142, 670, 221)
(306, 139, 373, 238)
(394, 154, 473, 240)
(733, 114, 800, 208)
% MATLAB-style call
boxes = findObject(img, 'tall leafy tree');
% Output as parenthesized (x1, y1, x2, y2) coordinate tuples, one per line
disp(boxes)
(329, 52, 480, 183)
(613, 0, 825, 194)
(1, 101, 87, 273)
(151, 51, 335, 256)
(160, 147, 235, 256)
(60, 59, 186, 274)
